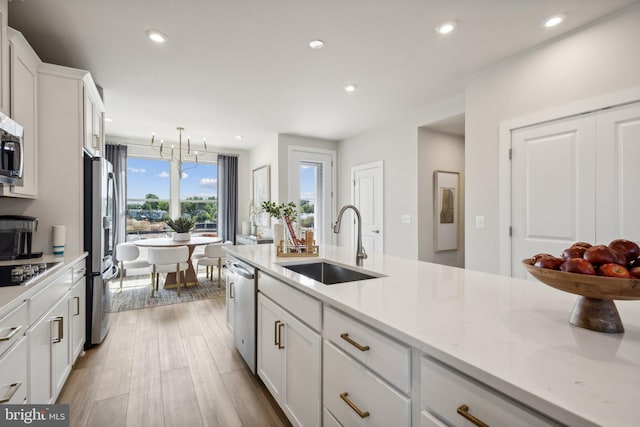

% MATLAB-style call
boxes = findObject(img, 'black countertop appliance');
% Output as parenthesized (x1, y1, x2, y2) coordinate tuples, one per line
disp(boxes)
(0, 215, 42, 261)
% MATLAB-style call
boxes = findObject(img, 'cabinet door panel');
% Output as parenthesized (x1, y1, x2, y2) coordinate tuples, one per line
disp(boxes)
(70, 278, 86, 361)
(0, 336, 27, 404)
(257, 294, 283, 401)
(282, 310, 321, 427)
(29, 314, 53, 403)
(50, 297, 70, 399)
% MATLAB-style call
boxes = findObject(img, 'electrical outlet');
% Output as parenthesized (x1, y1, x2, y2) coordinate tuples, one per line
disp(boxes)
(402, 214, 411, 224)
(475, 216, 485, 229)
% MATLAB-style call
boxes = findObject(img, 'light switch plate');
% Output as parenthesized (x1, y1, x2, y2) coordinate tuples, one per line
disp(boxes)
(475, 216, 485, 229)
(402, 214, 411, 224)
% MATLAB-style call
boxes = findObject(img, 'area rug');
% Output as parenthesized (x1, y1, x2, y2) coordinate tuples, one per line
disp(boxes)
(107, 274, 226, 312)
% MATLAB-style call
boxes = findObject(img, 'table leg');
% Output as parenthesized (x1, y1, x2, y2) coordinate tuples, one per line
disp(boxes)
(164, 245, 199, 288)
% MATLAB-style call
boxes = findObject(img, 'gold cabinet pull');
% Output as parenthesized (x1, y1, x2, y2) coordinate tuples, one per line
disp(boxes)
(0, 326, 21, 341)
(340, 333, 370, 351)
(340, 392, 369, 418)
(74, 296, 81, 316)
(277, 322, 285, 349)
(52, 316, 64, 343)
(274, 320, 280, 346)
(457, 404, 489, 427)
(0, 382, 22, 403)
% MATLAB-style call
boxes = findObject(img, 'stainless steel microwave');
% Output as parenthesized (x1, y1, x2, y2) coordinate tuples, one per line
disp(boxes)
(0, 112, 24, 185)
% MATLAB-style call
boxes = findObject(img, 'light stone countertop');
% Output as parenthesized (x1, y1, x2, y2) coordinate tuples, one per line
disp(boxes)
(0, 252, 88, 314)
(226, 243, 640, 427)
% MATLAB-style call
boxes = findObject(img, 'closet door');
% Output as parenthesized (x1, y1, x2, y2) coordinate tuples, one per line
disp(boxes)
(511, 114, 596, 278)
(595, 102, 640, 244)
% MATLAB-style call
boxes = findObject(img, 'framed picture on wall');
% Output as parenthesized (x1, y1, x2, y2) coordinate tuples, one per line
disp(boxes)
(253, 165, 271, 227)
(434, 170, 459, 252)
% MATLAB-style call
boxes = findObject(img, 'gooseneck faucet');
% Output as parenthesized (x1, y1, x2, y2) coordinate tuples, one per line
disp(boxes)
(333, 204, 368, 266)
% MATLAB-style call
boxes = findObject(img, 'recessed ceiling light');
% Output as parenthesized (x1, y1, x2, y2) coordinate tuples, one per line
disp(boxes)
(146, 29, 168, 43)
(104, 117, 113, 122)
(309, 40, 325, 49)
(344, 84, 357, 93)
(235, 135, 243, 140)
(544, 15, 565, 28)
(435, 21, 457, 35)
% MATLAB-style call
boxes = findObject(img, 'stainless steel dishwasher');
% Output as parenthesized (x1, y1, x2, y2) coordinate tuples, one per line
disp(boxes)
(228, 259, 257, 373)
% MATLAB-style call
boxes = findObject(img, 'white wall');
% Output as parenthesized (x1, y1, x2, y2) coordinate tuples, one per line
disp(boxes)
(465, 4, 640, 273)
(337, 95, 464, 259)
(418, 128, 465, 267)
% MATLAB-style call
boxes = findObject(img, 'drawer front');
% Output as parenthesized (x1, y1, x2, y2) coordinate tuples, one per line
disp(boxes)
(259, 272, 321, 331)
(0, 301, 27, 357)
(72, 260, 86, 284)
(30, 269, 72, 324)
(323, 408, 343, 427)
(421, 356, 557, 427)
(324, 306, 411, 394)
(0, 336, 28, 404)
(323, 341, 410, 427)
(420, 410, 446, 427)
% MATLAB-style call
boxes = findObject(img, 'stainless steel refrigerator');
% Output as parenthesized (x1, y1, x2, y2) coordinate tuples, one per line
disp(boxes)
(83, 153, 119, 346)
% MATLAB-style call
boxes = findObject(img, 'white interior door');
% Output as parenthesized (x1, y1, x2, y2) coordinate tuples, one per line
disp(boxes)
(288, 148, 336, 245)
(595, 101, 640, 244)
(352, 161, 383, 255)
(511, 115, 596, 278)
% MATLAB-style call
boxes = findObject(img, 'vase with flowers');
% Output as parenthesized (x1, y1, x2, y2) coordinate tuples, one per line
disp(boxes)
(261, 201, 300, 248)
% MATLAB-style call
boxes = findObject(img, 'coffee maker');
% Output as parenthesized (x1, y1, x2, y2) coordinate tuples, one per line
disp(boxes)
(0, 215, 43, 261)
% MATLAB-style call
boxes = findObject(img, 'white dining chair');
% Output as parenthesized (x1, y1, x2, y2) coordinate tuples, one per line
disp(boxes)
(115, 242, 151, 291)
(147, 246, 189, 297)
(197, 241, 233, 287)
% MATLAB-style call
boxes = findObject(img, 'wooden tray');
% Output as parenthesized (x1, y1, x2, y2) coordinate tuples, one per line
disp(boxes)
(276, 244, 319, 257)
(522, 259, 640, 333)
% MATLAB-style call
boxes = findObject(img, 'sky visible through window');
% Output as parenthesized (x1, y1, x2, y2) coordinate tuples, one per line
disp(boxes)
(127, 158, 217, 200)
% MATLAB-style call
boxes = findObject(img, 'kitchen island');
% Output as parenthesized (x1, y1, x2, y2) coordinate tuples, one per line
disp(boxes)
(226, 243, 640, 426)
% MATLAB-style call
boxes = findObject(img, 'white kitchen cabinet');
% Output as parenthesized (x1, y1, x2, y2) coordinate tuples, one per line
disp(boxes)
(27, 258, 85, 404)
(29, 293, 70, 404)
(323, 340, 410, 427)
(0, 0, 9, 115)
(83, 82, 104, 156)
(69, 261, 86, 361)
(257, 293, 321, 427)
(420, 356, 557, 427)
(0, 335, 27, 404)
(0, 28, 41, 198)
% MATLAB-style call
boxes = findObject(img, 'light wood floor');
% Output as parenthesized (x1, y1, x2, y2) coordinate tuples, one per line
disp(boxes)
(57, 297, 291, 427)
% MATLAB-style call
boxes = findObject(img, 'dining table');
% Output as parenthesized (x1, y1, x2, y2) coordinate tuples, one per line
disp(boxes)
(133, 236, 222, 288)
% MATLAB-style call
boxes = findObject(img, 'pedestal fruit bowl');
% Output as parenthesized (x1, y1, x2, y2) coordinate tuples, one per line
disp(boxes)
(522, 259, 640, 333)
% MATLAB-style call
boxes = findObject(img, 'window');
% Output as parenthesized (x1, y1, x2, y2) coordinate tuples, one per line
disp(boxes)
(126, 157, 171, 237)
(289, 147, 335, 245)
(125, 157, 218, 238)
(179, 162, 218, 233)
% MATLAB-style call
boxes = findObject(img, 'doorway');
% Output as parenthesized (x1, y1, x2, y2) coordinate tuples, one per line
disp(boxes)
(418, 114, 466, 268)
(288, 147, 336, 245)
(351, 161, 384, 255)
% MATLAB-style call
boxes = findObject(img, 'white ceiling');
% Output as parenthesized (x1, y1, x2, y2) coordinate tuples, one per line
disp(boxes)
(8, 0, 637, 151)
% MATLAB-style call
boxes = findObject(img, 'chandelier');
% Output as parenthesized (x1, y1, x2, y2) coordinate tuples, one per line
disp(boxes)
(150, 127, 207, 178)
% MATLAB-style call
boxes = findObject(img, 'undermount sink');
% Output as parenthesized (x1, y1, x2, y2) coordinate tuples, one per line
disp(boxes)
(280, 261, 382, 285)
